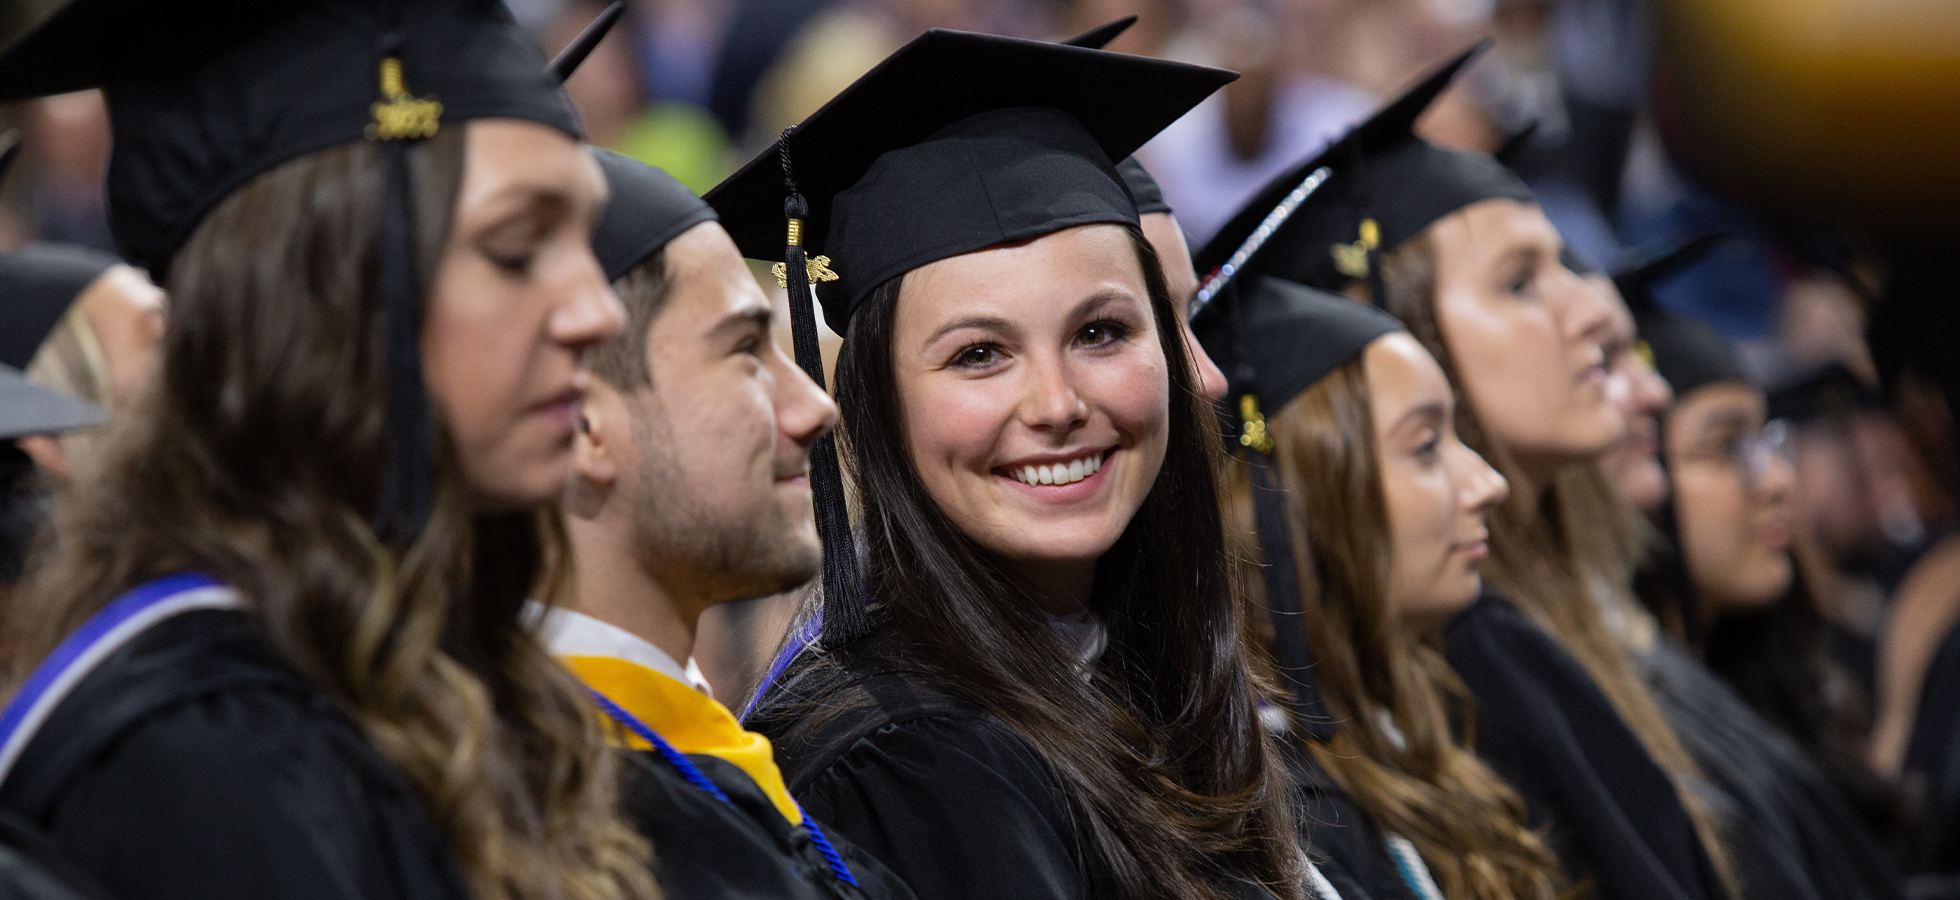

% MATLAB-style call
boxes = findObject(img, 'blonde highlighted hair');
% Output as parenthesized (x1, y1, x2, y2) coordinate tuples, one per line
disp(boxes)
(1223, 356, 1571, 900)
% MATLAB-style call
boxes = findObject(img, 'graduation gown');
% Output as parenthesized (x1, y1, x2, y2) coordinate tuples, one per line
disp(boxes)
(748, 658, 1284, 900)
(1276, 734, 1411, 900)
(0, 609, 470, 900)
(557, 648, 919, 900)
(1442, 593, 1728, 900)
(1904, 619, 1960, 873)
(1637, 637, 1904, 900)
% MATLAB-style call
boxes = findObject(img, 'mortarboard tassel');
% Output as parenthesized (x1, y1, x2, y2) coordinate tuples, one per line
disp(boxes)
(369, 48, 440, 544)
(1247, 422, 1337, 741)
(776, 129, 871, 647)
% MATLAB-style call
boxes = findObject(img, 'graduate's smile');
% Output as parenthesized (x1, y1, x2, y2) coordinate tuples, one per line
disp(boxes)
(994, 447, 1115, 498)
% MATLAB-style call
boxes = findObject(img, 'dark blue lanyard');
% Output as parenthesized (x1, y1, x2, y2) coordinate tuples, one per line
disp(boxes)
(586, 688, 859, 888)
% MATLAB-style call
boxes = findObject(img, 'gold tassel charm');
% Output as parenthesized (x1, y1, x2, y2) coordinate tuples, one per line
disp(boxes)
(1239, 395, 1274, 454)
(1330, 218, 1381, 279)
(771, 218, 840, 287)
(368, 58, 442, 141)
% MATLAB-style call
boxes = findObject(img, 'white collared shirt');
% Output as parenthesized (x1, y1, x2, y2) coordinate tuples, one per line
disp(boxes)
(524, 601, 713, 698)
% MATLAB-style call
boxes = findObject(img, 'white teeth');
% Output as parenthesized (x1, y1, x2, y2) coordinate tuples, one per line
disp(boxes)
(1010, 453, 1104, 486)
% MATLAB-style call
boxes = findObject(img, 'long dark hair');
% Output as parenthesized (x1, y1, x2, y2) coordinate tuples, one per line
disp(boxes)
(1221, 358, 1568, 900)
(769, 224, 1308, 900)
(4, 128, 658, 900)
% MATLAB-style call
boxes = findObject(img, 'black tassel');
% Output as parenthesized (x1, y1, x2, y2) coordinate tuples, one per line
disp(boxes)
(372, 138, 435, 544)
(777, 128, 871, 648)
(1250, 450, 1337, 741)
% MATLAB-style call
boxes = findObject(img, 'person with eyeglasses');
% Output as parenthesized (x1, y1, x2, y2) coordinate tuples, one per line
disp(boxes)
(1620, 285, 1908, 900)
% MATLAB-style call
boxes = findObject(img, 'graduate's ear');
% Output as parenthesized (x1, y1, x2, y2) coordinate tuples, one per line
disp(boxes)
(567, 381, 623, 516)
(15, 435, 70, 482)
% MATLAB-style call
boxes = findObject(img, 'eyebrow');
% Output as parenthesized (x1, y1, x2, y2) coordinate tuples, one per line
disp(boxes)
(1691, 409, 1754, 437)
(920, 289, 1141, 347)
(709, 305, 774, 342)
(1391, 400, 1448, 434)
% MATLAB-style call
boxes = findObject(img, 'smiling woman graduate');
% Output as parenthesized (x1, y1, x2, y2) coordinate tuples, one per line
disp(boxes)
(707, 29, 1326, 900)
(0, 2, 658, 900)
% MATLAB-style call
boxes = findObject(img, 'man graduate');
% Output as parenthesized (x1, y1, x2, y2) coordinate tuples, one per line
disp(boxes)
(532, 147, 915, 900)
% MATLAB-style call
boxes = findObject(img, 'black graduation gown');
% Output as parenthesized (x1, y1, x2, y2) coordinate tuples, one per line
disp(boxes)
(1636, 638, 1905, 900)
(1442, 593, 1728, 900)
(0, 609, 470, 900)
(748, 663, 1280, 900)
(1904, 619, 1960, 873)
(1275, 732, 1408, 900)
(619, 746, 919, 900)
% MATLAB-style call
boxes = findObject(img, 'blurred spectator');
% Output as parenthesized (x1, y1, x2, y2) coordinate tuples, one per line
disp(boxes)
(544, 0, 735, 192)
(21, 91, 113, 252)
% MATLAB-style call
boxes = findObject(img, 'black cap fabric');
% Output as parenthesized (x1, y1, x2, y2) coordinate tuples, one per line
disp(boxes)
(590, 149, 718, 283)
(1640, 309, 1747, 398)
(1617, 234, 1745, 397)
(0, 243, 121, 370)
(1199, 273, 1405, 418)
(704, 29, 1234, 332)
(1117, 157, 1172, 216)
(0, 0, 580, 281)
(1767, 363, 1881, 424)
(1195, 43, 1531, 294)
(1060, 15, 1171, 218)
(1613, 232, 1726, 316)
(0, 365, 104, 441)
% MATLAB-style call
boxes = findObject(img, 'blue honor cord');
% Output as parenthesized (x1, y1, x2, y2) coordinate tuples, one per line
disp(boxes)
(585, 688, 859, 888)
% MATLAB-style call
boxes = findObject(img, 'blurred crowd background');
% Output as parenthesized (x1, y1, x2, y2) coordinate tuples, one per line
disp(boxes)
(4, 0, 1960, 791)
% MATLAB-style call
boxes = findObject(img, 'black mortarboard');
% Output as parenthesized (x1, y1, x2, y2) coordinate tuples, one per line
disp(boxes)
(0, 0, 579, 543)
(1195, 272, 1404, 741)
(1766, 363, 1881, 424)
(1196, 43, 1530, 299)
(1060, 18, 1171, 218)
(550, 6, 715, 283)
(590, 149, 718, 283)
(0, 243, 121, 370)
(0, 365, 104, 441)
(703, 29, 1232, 647)
(1618, 234, 1744, 397)
(705, 29, 1233, 331)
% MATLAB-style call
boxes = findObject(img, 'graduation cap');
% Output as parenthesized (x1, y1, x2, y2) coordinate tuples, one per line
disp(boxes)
(0, 243, 123, 371)
(546, 5, 719, 284)
(0, 0, 579, 543)
(1195, 42, 1529, 301)
(0, 365, 105, 442)
(1195, 272, 1404, 741)
(703, 29, 1233, 646)
(1767, 363, 1880, 425)
(1060, 19, 1173, 218)
(1617, 234, 1745, 397)
(589, 150, 718, 283)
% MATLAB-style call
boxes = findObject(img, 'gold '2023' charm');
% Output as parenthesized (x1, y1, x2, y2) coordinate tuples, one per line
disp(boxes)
(368, 57, 442, 141)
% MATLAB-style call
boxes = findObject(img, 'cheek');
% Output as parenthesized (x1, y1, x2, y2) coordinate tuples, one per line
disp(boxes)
(1087, 344, 1170, 443)
(422, 271, 538, 445)
(1437, 292, 1560, 408)
(1384, 467, 1455, 563)
(898, 374, 1014, 483)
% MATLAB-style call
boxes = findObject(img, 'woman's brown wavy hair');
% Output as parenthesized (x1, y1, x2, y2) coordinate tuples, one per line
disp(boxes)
(1221, 354, 1570, 900)
(3, 127, 659, 900)
(1370, 231, 1739, 896)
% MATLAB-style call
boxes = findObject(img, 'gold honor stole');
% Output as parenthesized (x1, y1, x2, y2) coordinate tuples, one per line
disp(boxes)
(563, 655, 804, 825)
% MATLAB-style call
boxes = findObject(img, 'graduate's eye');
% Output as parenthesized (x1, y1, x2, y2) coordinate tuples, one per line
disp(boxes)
(950, 343, 1003, 369)
(1413, 429, 1441, 464)
(1078, 320, 1129, 348)
(1505, 266, 1535, 297)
